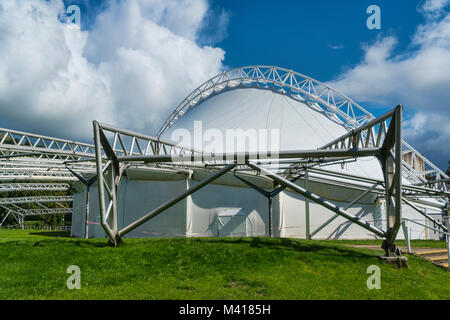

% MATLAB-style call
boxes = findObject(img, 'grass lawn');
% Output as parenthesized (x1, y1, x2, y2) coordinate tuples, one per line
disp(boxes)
(0, 229, 448, 300)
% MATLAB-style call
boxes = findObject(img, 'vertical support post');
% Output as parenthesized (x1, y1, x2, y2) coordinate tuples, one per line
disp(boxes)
(384, 157, 395, 231)
(445, 204, 449, 239)
(305, 168, 311, 240)
(268, 196, 272, 238)
(233, 172, 304, 239)
(379, 105, 402, 256)
(445, 211, 450, 271)
(393, 105, 402, 248)
(446, 233, 450, 272)
(93, 121, 117, 245)
(65, 166, 95, 239)
(402, 219, 411, 253)
(84, 184, 90, 239)
(110, 164, 118, 233)
(0, 211, 11, 228)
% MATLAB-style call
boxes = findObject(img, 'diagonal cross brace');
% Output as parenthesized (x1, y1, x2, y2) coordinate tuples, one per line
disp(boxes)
(247, 162, 386, 237)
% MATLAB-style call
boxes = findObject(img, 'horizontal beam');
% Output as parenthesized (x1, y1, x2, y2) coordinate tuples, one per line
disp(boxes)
(0, 196, 73, 205)
(98, 122, 199, 153)
(412, 178, 450, 186)
(320, 108, 397, 150)
(2, 207, 72, 216)
(0, 183, 70, 193)
(0, 160, 96, 171)
(0, 171, 77, 182)
(0, 127, 96, 159)
(402, 197, 447, 232)
(308, 167, 450, 197)
(0, 174, 77, 182)
(0, 143, 95, 159)
(117, 148, 382, 164)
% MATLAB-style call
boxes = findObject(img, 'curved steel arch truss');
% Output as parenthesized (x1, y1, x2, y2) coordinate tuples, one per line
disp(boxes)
(158, 65, 373, 136)
(158, 65, 448, 189)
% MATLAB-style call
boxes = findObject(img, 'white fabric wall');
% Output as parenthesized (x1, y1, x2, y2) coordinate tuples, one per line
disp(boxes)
(70, 190, 85, 238)
(70, 168, 444, 241)
(278, 190, 383, 240)
(187, 182, 269, 237)
(86, 181, 107, 238)
(118, 178, 188, 238)
(70, 181, 105, 239)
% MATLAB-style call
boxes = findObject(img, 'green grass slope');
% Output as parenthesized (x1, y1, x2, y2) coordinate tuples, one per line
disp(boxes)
(0, 230, 448, 300)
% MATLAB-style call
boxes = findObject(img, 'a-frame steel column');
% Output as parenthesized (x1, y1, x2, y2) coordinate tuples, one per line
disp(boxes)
(378, 105, 403, 256)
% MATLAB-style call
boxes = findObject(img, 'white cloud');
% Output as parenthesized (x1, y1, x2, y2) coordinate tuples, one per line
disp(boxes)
(0, 0, 226, 140)
(198, 7, 230, 45)
(327, 0, 450, 169)
(419, 0, 450, 19)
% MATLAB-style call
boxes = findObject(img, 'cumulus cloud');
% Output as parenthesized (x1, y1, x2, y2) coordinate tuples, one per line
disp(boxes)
(197, 6, 230, 45)
(419, 0, 450, 19)
(327, 0, 450, 170)
(0, 0, 226, 140)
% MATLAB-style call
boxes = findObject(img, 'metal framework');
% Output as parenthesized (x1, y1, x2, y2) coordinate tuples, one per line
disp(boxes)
(0, 183, 70, 193)
(0, 127, 99, 227)
(94, 105, 415, 258)
(158, 66, 448, 190)
(0, 195, 72, 227)
(0, 171, 77, 182)
(0, 195, 73, 205)
(0, 127, 97, 160)
(0, 205, 72, 228)
(0, 206, 72, 216)
(0, 160, 96, 173)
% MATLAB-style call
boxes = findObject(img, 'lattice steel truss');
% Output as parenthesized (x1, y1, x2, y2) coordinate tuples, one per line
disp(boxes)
(0, 183, 70, 193)
(0, 205, 72, 228)
(0, 196, 73, 228)
(0, 206, 72, 216)
(0, 127, 98, 226)
(0, 127, 96, 161)
(0, 160, 96, 173)
(158, 66, 448, 191)
(0, 195, 73, 205)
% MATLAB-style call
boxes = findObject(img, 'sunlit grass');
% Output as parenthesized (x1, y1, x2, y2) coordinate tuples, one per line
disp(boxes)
(0, 229, 448, 299)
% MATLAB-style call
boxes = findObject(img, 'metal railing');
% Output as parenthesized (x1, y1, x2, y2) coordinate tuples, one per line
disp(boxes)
(402, 217, 449, 271)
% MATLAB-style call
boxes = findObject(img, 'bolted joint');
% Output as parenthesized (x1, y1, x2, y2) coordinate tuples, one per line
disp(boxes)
(381, 238, 399, 257)
(107, 233, 123, 247)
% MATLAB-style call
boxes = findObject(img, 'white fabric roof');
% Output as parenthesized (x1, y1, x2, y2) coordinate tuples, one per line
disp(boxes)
(162, 87, 385, 180)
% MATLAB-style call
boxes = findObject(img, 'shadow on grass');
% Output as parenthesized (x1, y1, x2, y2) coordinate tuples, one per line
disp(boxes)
(196, 237, 377, 259)
(2, 232, 384, 256)
(20, 238, 110, 248)
(29, 231, 70, 238)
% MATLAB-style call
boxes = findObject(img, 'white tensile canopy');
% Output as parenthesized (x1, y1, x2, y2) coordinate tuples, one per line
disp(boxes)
(70, 66, 447, 242)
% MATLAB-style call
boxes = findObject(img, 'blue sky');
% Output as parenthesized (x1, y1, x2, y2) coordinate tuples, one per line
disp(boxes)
(213, 0, 427, 117)
(0, 0, 448, 171)
(216, 1, 421, 82)
(69, 0, 424, 85)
